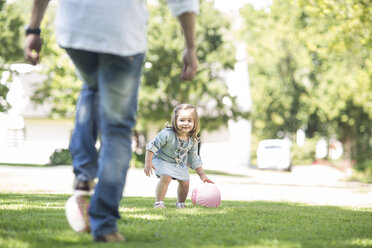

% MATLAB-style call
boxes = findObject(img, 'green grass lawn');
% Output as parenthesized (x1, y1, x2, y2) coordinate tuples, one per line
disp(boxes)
(0, 194, 371, 248)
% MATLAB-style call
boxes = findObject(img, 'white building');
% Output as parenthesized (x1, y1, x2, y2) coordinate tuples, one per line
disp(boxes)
(0, 65, 73, 164)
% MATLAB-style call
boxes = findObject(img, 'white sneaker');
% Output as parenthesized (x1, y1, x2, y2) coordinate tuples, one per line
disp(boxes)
(65, 194, 90, 233)
(154, 201, 166, 208)
(176, 202, 186, 209)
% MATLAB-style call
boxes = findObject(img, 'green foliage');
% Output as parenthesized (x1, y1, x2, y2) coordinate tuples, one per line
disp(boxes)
(240, 2, 312, 139)
(0, 83, 10, 112)
(240, 0, 372, 169)
(138, 0, 242, 132)
(0, 0, 25, 112)
(29, 4, 80, 119)
(130, 152, 146, 168)
(0, 0, 24, 64)
(350, 166, 372, 183)
(48, 147, 146, 168)
(249, 132, 261, 166)
(28, 0, 246, 132)
(49, 148, 72, 165)
(354, 159, 372, 172)
(291, 138, 318, 166)
(0, 193, 371, 248)
(297, 0, 372, 165)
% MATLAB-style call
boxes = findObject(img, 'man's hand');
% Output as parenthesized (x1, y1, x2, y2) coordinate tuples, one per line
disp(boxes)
(181, 47, 198, 81)
(24, 34, 42, 65)
(178, 12, 198, 81)
(24, 0, 50, 65)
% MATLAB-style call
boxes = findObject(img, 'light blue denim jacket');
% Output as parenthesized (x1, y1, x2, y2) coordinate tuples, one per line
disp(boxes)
(146, 128, 202, 169)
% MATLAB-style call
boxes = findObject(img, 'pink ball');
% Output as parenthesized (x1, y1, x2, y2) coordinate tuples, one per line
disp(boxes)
(191, 183, 221, 208)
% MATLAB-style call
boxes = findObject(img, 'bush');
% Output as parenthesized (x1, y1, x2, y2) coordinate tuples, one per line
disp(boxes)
(291, 138, 318, 166)
(249, 134, 261, 166)
(48, 148, 146, 167)
(354, 159, 372, 172)
(49, 148, 72, 165)
(131, 152, 145, 168)
(349, 166, 372, 184)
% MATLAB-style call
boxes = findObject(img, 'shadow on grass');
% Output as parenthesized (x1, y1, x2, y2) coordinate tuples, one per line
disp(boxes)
(0, 193, 371, 248)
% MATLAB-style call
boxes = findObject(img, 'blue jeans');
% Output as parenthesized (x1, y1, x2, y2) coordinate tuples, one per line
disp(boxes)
(66, 48, 144, 236)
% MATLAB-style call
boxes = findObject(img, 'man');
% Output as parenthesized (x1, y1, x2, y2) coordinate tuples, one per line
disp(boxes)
(24, 0, 198, 243)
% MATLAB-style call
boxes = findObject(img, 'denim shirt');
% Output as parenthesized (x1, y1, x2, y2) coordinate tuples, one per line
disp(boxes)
(146, 128, 202, 169)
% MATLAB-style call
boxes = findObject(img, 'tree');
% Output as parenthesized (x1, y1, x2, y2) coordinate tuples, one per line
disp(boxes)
(137, 0, 242, 132)
(240, 2, 312, 138)
(30, 23, 80, 119)
(0, 0, 77, 118)
(0, 0, 25, 112)
(30, 0, 247, 133)
(240, 0, 372, 168)
(26, 3, 80, 119)
(298, 0, 372, 167)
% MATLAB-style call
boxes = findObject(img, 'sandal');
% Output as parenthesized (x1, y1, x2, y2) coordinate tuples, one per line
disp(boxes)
(154, 201, 166, 208)
(176, 202, 186, 208)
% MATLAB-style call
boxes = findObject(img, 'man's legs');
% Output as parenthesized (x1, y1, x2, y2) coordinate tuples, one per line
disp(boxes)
(66, 49, 100, 185)
(66, 49, 144, 238)
(89, 53, 144, 237)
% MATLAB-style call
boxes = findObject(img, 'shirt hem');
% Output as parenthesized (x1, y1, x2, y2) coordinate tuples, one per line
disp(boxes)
(58, 42, 147, 57)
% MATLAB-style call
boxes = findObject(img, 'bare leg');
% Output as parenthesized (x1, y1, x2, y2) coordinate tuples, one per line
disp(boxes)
(177, 180, 189, 203)
(156, 176, 172, 201)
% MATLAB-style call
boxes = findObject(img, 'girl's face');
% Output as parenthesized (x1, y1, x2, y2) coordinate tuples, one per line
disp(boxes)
(176, 109, 195, 136)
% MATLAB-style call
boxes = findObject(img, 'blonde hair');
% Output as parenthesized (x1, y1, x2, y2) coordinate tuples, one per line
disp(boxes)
(166, 103, 200, 142)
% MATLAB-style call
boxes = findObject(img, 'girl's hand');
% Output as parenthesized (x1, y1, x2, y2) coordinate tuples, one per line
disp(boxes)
(144, 163, 156, 177)
(200, 175, 214, 184)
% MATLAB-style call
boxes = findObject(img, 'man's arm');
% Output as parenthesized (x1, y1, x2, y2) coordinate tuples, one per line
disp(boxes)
(24, 0, 50, 65)
(178, 12, 198, 81)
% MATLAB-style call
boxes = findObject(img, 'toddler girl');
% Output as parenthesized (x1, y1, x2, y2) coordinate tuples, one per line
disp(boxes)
(144, 103, 213, 208)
